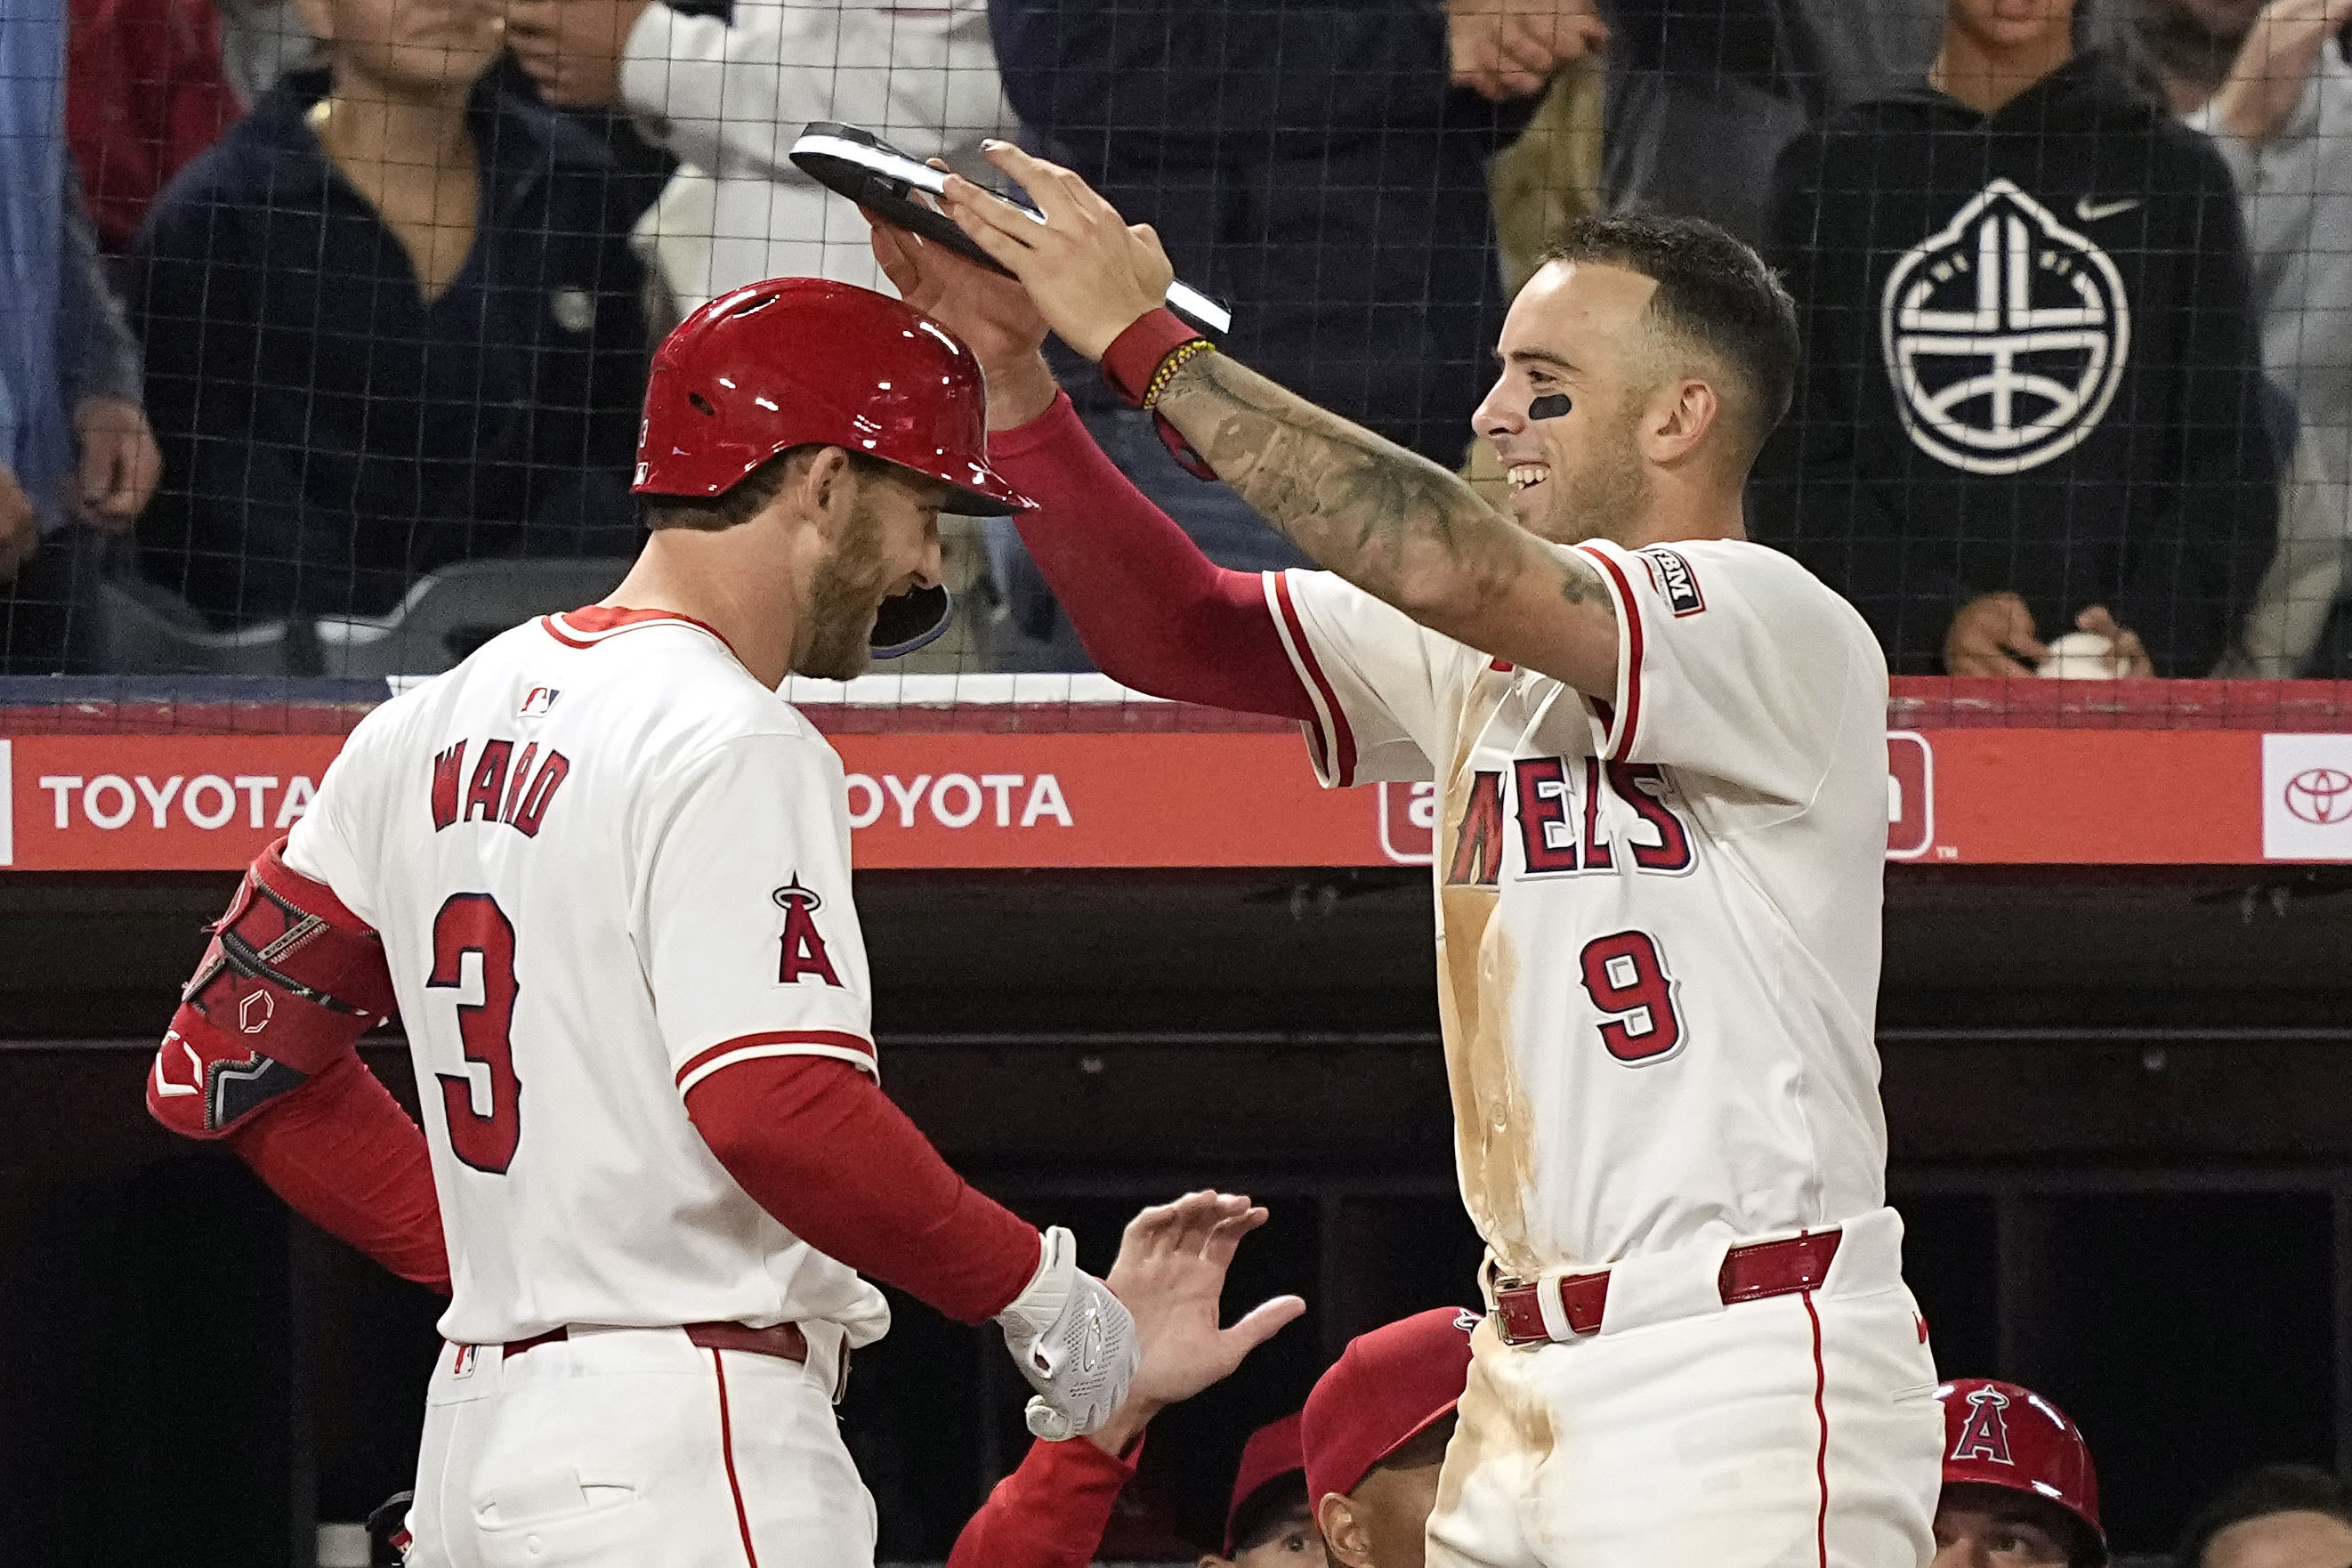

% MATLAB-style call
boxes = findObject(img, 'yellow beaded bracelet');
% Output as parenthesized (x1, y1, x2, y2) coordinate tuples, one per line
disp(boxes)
(1142, 339, 1217, 409)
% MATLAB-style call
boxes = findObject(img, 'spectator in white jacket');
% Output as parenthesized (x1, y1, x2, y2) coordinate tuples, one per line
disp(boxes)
(505, 0, 1014, 319)
(2148, 0, 2352, 675)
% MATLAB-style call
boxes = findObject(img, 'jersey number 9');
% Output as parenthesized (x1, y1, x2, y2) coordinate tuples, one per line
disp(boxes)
(1577, 930, 1685, 1065)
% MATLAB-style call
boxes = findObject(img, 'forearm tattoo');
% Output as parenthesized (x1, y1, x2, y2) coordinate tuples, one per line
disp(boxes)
(1153, 352, 1597, 616)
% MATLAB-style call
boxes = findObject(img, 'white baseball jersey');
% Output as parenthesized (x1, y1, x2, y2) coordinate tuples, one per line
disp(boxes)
(1266, 538, 1891, 1276)
(285, 606, 893, 1349)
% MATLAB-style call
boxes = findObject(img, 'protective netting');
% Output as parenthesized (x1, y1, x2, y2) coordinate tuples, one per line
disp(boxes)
(9, 0, 2349, 696)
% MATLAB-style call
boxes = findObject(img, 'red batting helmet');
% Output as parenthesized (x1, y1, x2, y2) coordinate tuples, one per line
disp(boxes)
(633, 279, 1033, 656)
(1938, 1378, 2105, 1564)
(634, 278, 1032, 514)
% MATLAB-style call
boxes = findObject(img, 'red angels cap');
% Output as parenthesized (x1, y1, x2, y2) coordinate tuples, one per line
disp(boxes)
(1301, 1307, 1479, 1510)
(1939, 1378, 2105, 1564)
(1223, 1412, 1306, 1554)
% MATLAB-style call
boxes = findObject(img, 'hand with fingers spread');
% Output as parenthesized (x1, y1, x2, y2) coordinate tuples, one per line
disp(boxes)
(1944, 591, 2049, 676)
(2210, 0, 2352, 145)
(1086, 1190, 1306, 1457)
(866, 211, 1060, 430)
(938, 141, 1175, 363)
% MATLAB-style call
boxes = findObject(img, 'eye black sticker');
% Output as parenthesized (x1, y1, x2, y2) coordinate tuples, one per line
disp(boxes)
(1528, 393, 1572, 420)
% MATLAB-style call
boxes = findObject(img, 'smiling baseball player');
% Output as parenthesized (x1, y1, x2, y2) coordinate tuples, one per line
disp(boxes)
(870, 145, 1944, 1566)
(145, 277, 1136, 1567)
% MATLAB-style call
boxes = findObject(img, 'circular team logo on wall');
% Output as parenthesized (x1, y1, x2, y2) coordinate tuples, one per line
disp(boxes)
(1879, 178, 2130, 475)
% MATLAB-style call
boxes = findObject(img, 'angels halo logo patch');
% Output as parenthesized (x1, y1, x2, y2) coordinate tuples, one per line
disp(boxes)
(1880, 178, 2130, 475)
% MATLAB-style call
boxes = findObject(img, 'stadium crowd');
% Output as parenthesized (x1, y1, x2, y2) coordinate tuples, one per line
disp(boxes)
(3, 0, 2347, 679)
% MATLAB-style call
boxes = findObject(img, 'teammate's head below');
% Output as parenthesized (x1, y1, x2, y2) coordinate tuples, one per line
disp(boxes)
(2175, 1465, 2352, 1568)
(1934, 1379, 2106, 1568)
(632, 279, 1033, 681)
(1301, 1308, 1478, 1568)
(1473, 212, 1798, 551)
(1202, 1412, 1326, 1568)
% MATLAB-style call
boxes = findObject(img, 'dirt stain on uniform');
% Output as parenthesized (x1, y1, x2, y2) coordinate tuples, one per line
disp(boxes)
(1435, 673, 1540, 1277)
(1433, 1317, 1559, 1533)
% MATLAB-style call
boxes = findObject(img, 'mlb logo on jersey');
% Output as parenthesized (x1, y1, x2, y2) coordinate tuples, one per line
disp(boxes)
(1639, 548, 1705, 617)
(520, 686, 561, 717)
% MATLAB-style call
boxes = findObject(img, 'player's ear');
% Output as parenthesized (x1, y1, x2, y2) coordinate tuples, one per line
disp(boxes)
(798, 447, 859, 540)
(1314, 1491, 1372, 1568)
(1644, 376, 1723, 465)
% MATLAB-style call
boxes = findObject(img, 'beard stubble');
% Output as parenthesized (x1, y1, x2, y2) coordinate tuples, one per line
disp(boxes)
(796, 492, 893, 681)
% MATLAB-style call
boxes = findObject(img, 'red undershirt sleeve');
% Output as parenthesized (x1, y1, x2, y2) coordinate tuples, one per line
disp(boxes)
(224, 1055, 450, 1295)
(987, 392, 1317, 722)
(944, 1434, 1144, 1568)
(683, 1054, 1040, 1325)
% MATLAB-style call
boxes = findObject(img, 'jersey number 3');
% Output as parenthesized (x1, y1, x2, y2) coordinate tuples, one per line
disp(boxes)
(428, 893, 522, 1173)
(1577, 930, 1685, 1065)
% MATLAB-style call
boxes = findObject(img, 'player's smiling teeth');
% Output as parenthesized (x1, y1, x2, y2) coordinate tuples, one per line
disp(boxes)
(1507, 465, 1549, 491)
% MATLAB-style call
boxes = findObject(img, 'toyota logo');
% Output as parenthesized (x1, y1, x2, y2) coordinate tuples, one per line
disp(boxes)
(2284, 767, 2352, 826)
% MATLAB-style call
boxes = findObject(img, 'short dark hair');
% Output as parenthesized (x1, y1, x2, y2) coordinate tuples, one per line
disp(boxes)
(2174, 1464, 2352, 1568)
(643, 444, 892, 533)
(1227, 1474, 1309, 1556)
(1540, 211, 1800, 457)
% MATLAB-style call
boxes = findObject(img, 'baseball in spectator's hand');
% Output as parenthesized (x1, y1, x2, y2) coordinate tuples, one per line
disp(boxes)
(1084, 1191, 1305, 1457)
(0, 464, 35, 583)
(72, 396, 162, 530)
(2211, 0, 2352, 145)
(940, 141, 1174, 363)
(1444, 0, 1606, 102)
(867, 206, 1060, 430)
(2073, 606, 2154, 678)
(1944, 591, 2049, 676)
(505, 0, 651, 109)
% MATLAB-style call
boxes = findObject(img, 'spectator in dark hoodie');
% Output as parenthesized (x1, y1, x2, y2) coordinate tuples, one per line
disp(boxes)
(126, 0, 649, 626)
(1750, 0, 2276, 678)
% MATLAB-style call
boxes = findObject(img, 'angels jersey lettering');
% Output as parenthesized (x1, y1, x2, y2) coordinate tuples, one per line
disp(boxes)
(284, 607, 890, 1348)
(1267, 539, 1891, 1275)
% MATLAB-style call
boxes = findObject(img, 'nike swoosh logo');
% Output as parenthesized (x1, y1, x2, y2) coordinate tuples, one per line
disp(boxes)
(2075, 196, 2141, 222)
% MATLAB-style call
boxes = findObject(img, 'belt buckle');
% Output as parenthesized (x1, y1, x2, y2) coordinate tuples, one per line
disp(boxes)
(1491, 1275, 1552, 1346)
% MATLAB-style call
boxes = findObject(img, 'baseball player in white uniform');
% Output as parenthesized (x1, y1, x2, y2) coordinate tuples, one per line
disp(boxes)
(146, 278, 1140, 1566)
(871, 146, 1947, 1565)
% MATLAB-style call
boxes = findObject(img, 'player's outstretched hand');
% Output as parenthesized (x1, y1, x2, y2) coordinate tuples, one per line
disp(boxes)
(1086, 1191, 1306, 1456)
(866, 209, 1059, 431)
(939, 141, 1175, 363)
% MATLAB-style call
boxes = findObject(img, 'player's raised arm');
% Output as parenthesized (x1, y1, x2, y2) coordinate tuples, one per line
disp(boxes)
(937, 141, 1628, 699)
(869, 214, 1320, 722)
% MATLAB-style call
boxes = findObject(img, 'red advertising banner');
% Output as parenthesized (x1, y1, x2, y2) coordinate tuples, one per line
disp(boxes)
(5, 720, 2350, 871)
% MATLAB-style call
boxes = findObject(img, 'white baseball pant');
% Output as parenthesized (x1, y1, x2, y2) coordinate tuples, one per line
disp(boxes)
(402, 1322, 872, 1568)
(1430, 1207, 1944, 1568)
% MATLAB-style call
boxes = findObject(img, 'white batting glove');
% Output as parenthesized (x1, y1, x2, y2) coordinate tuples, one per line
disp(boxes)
(994, 1226, 1137, 1441)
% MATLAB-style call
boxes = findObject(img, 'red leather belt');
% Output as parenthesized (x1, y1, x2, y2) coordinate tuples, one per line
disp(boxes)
(501, 1321, 812, 1363)
(1492, 1230, 1842, 1346)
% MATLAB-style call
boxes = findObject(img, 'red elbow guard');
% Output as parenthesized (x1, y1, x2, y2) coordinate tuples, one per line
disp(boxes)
(150, 838, 397, 1139)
